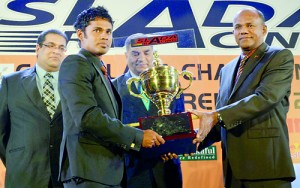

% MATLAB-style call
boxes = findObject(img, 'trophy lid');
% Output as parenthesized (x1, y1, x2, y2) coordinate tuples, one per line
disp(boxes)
(153, 51, 162, 67)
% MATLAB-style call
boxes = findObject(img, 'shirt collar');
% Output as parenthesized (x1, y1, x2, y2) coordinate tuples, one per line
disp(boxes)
(129, 70, 140, 78)
(35, 63, 59, 80)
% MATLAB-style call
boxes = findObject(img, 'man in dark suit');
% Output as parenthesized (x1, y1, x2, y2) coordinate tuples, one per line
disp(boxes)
(112, 33, 185, 188)
(189, 8, 295, 187)
(58, 6, 164, 188)
(0, 29, 68, 187)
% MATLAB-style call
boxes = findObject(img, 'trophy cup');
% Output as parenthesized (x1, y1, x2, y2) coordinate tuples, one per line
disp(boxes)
(127, 50, 197, 157)
(127, 51, 192, 116)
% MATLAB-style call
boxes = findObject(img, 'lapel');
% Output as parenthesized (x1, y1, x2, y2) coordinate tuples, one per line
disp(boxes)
(21, 66, 50, 119)
(230, 43, 267, 98)
(220, 57, 240, 102)
(79, 49, 119, 117)
(52, 101, 62, 121)
(148, 102, 159, 115)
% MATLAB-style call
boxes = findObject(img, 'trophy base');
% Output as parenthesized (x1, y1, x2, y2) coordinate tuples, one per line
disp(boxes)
(138, 112, 196, 158)
(138, 112, 196, 140)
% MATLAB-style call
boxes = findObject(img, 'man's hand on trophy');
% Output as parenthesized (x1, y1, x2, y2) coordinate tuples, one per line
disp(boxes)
(142, 130, 165, 148)
(161, 153, 178, 162)
(183, 153, 195, 157)
(188, 109, 218, 144)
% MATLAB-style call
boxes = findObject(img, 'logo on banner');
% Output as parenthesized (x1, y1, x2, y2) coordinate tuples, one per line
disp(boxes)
(131, 34, 178, 47)
(179, 146, 217, 161)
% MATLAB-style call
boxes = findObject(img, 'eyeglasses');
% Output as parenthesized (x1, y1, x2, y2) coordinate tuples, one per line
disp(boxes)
(41, 43, 67, 52)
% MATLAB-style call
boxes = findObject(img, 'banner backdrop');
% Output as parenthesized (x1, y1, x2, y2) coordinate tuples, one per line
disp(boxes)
(0, 0, 299, 187)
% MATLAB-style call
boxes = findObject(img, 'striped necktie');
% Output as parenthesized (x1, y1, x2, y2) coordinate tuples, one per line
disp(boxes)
(235, 48, 258, 84)
(100, 62, 113, 91)
(42, 73, 56, 119)
(235, 56, 247, 84)
(100, 64, 108, 79)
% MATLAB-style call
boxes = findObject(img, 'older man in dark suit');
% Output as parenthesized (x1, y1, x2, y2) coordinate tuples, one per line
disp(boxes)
(190, 8, 295, 188)
(0, 29, 67, 187)
(58, 6, 164, 188)
(113, 33, 185, 188)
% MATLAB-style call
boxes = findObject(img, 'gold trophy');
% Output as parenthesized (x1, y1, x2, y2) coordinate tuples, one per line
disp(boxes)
(127, 51, 196, 142)
(127, 51, 192, 116)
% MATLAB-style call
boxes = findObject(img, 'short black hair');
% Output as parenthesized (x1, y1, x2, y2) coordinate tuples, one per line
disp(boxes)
(37, 29, 68, 46)
(74, 6, 114, 31)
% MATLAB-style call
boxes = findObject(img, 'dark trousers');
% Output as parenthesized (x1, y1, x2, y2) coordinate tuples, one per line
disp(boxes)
(225, 162, 292, 188)
(228, 177, 291, 188)
(63, 178, 122, 188)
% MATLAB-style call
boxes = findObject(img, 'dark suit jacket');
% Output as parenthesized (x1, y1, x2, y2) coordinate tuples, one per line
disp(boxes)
(0, 67, 63, 187)
(58, 49, 144, 186)
(199, 43, 296, 181)
(112, 71, 184, 188)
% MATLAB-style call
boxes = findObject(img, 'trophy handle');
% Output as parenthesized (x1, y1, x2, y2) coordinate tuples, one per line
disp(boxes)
(126, 77, 148, 100)
(176, 71, 193, 99)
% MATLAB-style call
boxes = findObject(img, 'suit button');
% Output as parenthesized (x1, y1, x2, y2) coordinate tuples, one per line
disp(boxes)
(50, 145, 53, 148)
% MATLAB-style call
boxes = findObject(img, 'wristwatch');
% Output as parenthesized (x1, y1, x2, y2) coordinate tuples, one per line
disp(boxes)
(217, 113, 225, 128)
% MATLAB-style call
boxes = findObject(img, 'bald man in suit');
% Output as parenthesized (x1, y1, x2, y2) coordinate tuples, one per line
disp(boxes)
(190, 8, 295, 188)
